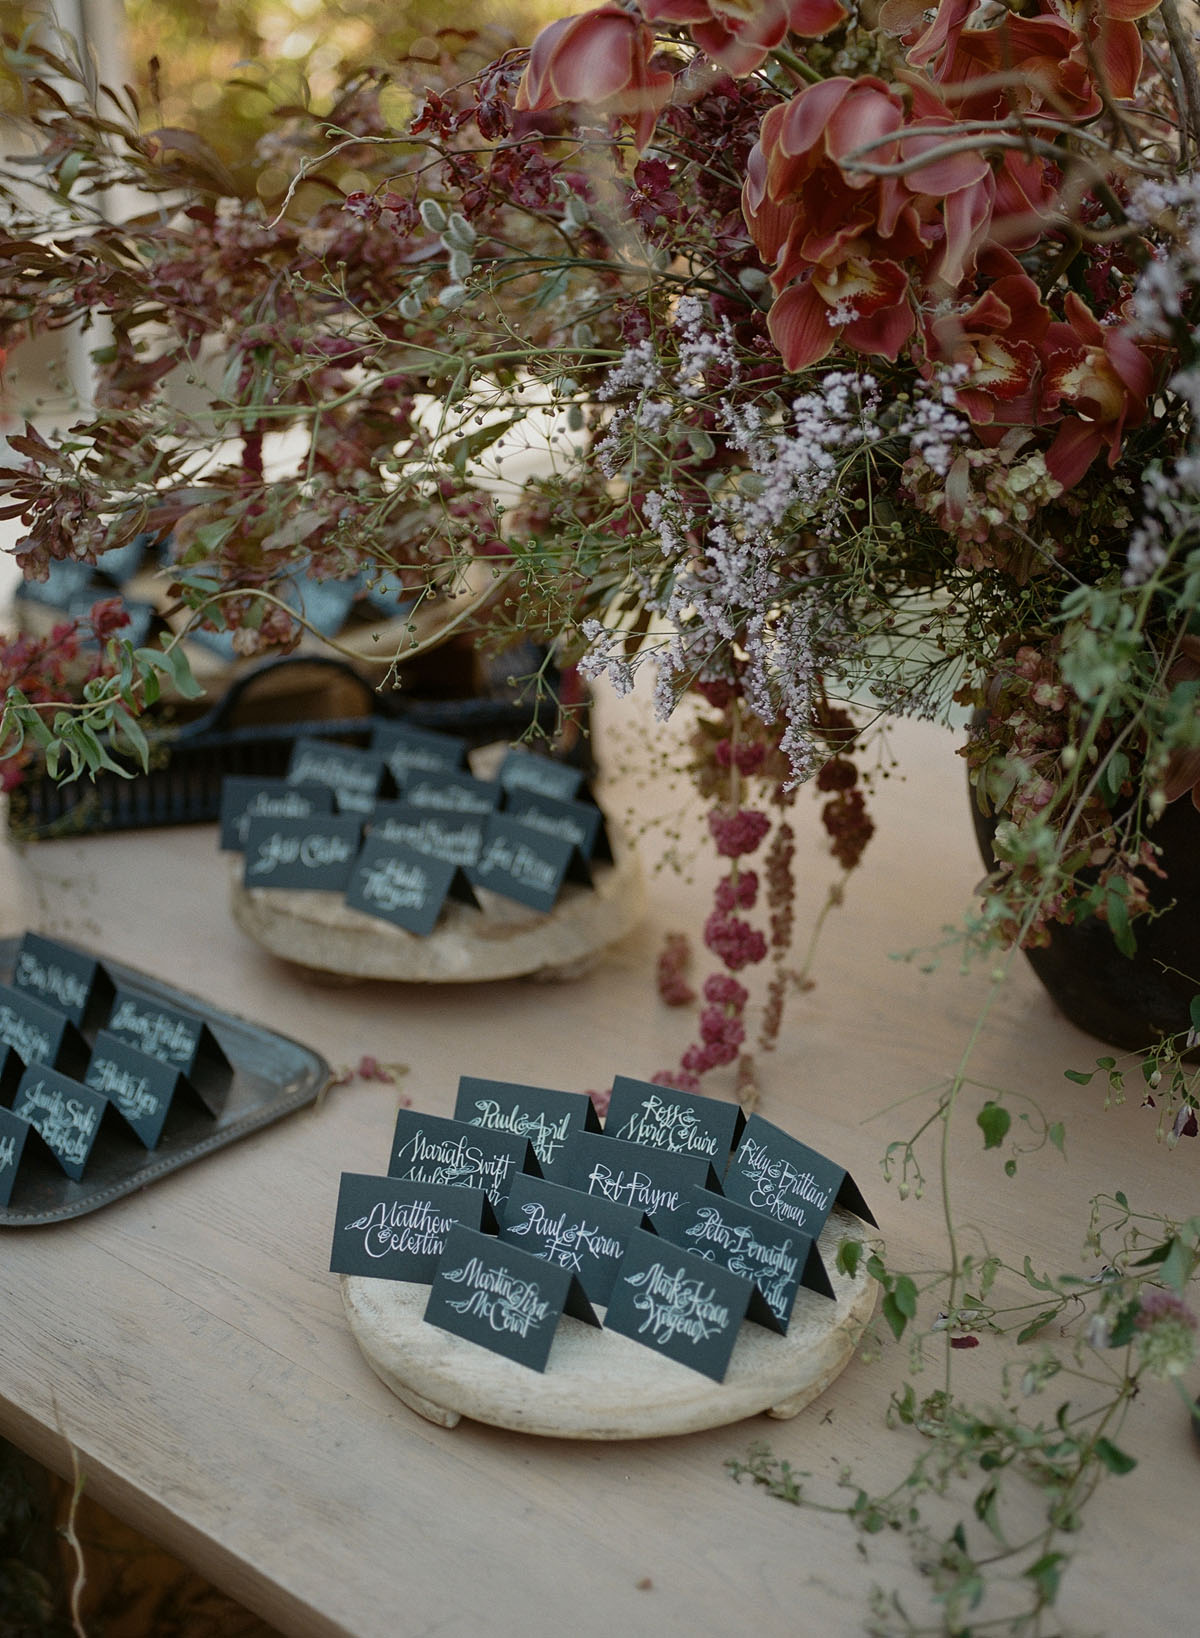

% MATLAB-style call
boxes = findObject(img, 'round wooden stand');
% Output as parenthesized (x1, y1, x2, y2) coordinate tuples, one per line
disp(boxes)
(230, 842, 644, 982)
(340, 1210, 876, 1439)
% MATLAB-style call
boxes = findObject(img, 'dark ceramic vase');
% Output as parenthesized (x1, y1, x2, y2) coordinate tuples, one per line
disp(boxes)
(970, 789, 1200, 1053)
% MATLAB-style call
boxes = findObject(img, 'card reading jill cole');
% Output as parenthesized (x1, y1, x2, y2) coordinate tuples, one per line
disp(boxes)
(424, 1222, 598, 1372)
(723, 1115, 876, 1238)
(330, 1174, 496, 1282)
(604, 1075, 745, 1164)
(560, 1130, 722, 1236)
(454, 1077, 601, 1175)
(659, 1187, 835, 1333)
(105, 988, 233, 1116)
(345, 836, 479, 937)
(11, 932, 114, 1031)
(604, 1227, 754, 1382)
(387, 1109, 540, 1212)
(499, 1172, 651, 1306)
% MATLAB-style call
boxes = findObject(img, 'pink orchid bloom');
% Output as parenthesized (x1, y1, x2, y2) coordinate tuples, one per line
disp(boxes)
(767, 249, 914, 368)
(515, 6, 674, 149)
(925, 256, 1052, 425)
(1040, 293, 1153, 485)
(639, 0, 847, 77)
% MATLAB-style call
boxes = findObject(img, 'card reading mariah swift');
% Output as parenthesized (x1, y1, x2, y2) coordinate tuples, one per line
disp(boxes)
(604, 1075, 745, 1163)
(499, 1172, 651, 1306)
(330, 1174, 496, 1281)
(453, 1076, 601, 1175)
(723, 1115, 876, 1237)
(387, 1108, 540, 1211)
(604, 1228, 754, 1382)
(424, 1223, 599, 1372)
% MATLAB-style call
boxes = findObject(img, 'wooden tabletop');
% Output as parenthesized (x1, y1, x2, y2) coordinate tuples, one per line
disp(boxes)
(0, 693, 1196, 1637)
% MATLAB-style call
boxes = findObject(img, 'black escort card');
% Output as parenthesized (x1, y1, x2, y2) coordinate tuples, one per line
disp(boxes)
(242, 814, 362, 893)
(400, 769, 500, 816)
(105, 987, 233, 1116)
(559, 1130, 723, 1237)
(604, 1227, 754, 1382)
(0, 1103, 61, 1208)
(723, 1114, 876, 1238)
(497, 749, 586, 803)
(387, 1108, 540, 1213)
(84, 1031, 207, 1149)
(500, 790, 612, 864)
(454, 1076, 601, 1176)
(0, 984, 89, 1079)
(370, 720, 468, 783)
(467, 813, 592, 912)
(424, 1222, 599, 1372)
(218, 777, 334, 851)
(366, 803, 484, 868)
(330, 1173, 496, 1282)
(11, 932, 115, 1031)
(659, 1187, 834, 1333)
(10, 1063, 126, 1181)
(285, 737, 390, 814)
(345, 836, 479, 937)
(499, 1172, 651, 1307)
(604, 1076, 745, 1164)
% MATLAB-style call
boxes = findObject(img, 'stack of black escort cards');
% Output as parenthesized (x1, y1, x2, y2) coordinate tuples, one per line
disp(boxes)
(329, 1074, 875, 1381)
(221, 723, 611, 937)
(0, 932, 232, 1207)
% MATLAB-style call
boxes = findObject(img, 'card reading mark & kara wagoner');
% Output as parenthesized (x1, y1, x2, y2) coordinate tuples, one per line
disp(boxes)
(0, 1101, 62, 1207)
(218, 777, 334, 851)
(387, 1108, 541, 1213)
(11, 931, 115, 1031)
(365, 804, 484, 868)
(0, 984, 90, 1080)
(284, 737, 391, 814)
(424, 1222, 599, 1372)
(453, 1076, 601, 1175)
(85, 1031, 210, 1149)
(497, 748, 586, 804)
(723, 1114, 876, 1238)
(10, 1063, 131, 1181)
(604, 1227, 755, 1382)
(499, 1171, 652, 1307)
(603, 1075, 745, 1164)
(345, 835, 479, 937)
(499, 790, 612, 864)
(370, 720, 468, 782)
(104, 987, 234, 1116)
(559, 1129, 723, 1237)
(241, 813, 362, 893)
(330, 1174, 497, 1282)
(467, 813, 592, 912)
(658, 1186, 834, 1333)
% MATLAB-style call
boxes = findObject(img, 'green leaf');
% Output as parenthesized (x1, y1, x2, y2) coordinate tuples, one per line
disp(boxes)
(1160, 1236, 1191, 1294)
(1064, 1069, 1094, 1085)
(1047, 1122, 1066, 1155)
(881, 1291, 909, 1342)
(1093, 1436, 1137, 1476)
(977, 1100, 1012, 1150)
(1023, 1256, 1054, 1291)
(1106, 888, 1136, 958)
(157, 642, 205, 701)
(891, 1275, 918, 1319)
(836, 1238, 862, 1279)
(1017, 1308, 1059, 1344)
(109, 706, 150, 773)
(1025, 1551, 1067, 1603)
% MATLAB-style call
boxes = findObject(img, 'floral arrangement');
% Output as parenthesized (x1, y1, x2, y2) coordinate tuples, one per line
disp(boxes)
(4, 6, 1200, 1082)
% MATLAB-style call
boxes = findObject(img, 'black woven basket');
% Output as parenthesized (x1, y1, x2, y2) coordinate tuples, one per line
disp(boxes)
(7, 651, 589, 841)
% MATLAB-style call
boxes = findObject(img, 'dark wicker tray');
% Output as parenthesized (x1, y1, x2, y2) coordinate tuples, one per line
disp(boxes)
(0, 935, 331, 1225)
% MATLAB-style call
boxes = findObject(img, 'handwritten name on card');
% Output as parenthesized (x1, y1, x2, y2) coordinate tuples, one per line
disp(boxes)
(345, 837, 478, 937)
(560, 1130, 721, 1235)
(285, 738, 388, 814)
(454, 1078, 600, 1174)
(400, 770, 500, 816)
(330, 1174, 494, 1281)
(242, 814, 362, 891)
(105, 989, 233, 1114)
(666, 1188, 833, 1332)
(723, 1115, 876, 1237)
(12, 1065, 112, 1180)
(497, 749, 586, 803)
(367, 805, 484, 868)
(467, 814, 591, 912)
(605, 1076, 745, 1162)
(499, 1172, 648, 1306)
(604, 1228, 753, 1381)
(219, 777, 334, 851)
(0, 984, 87, 1078)
(387, 1109, 540, 1211)
(85, 1031, 198, 1149)
(371, 721, 468, 783)
(12, 932, 112, 1029)
(423, 1223, 598, 1371)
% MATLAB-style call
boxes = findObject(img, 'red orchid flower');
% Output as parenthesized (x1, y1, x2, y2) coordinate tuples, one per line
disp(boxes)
(515, 5, 674, 149)
(639, 0, 847, 77)
(1040, 293, 1153, 485)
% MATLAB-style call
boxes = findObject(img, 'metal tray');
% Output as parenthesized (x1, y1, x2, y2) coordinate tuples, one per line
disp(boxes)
(0, 935, 332, 1225)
